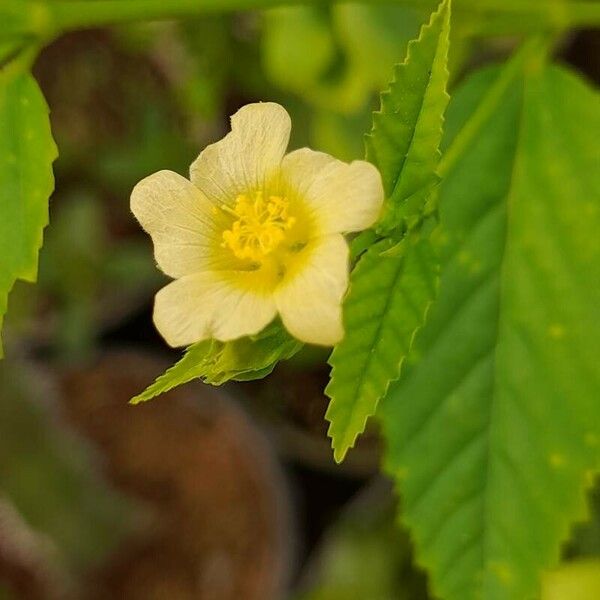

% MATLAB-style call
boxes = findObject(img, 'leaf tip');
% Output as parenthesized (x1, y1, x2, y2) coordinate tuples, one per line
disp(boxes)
(332, 444, 348, 464)
(439, 0, 451, 16)
(129, 388, 157, 405)
(327, 420, 358, 465)
(324, 409, 351, 464)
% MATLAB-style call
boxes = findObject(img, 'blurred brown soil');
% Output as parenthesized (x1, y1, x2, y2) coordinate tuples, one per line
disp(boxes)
(58, 351, 292, 600)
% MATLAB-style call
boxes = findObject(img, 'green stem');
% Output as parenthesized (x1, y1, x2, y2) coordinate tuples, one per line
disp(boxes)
(45, 0, 288, 31)
(21, 0, 600, 37)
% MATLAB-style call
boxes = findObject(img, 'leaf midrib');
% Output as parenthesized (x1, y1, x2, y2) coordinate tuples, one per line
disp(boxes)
(388, 6, 448, 202)
(480, 63, 527, 598)
(438, 37, 541, 179)
(429, 52, 529, 596)
(333, 251, 408, 456)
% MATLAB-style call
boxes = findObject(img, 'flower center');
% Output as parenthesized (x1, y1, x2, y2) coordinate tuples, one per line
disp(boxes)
(221, 191, 295, 261)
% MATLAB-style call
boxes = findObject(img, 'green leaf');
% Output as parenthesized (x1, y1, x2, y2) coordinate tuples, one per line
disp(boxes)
(380, 58, 600, 600)
(366, 0, 451, 234)
(326, 235, 438, 463)
(541, 559, 600, 600)
(130, 340, 213, 404)
(131, 324, 302, 403)
(0, 67, 57, 356)
(130, 339, 214, 404)
(203, 323, 302, 385)
(324, 0, 451, 464)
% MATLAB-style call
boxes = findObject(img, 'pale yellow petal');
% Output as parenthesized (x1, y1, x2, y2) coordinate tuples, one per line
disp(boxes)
(153, 272, 277, 347)
(275, 234, 348, 345)
(131, 170, 218, 278)
(280, 148, 383, 235)
(190, 102, 291, 204)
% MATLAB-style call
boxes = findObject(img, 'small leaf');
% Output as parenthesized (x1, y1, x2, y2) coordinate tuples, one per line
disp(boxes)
(380, 59, 600, 600)
(366, 0, 451, 234)
(130, 340, 214, 404)
(325, 235, 438, 463)
(0, 67, 57, 356)
(131, 324, 302, 403)
(202, 323, 302, 385)
(324, 0, 451, 463)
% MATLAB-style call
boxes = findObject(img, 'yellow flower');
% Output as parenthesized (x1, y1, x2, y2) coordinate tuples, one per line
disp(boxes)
(131, 102, 383, 346)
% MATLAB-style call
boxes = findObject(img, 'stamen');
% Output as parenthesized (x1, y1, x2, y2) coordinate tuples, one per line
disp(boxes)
(221, 191, 295, 261)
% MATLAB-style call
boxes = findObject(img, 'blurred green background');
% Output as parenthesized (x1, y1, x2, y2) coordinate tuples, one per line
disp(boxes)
(1, 5, 599, 599)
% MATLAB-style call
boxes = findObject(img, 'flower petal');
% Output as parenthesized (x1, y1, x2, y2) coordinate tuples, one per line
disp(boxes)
(190, 102, 291, 204)
(131, 170, 218, 278)
(275, 234, 348, 345)
(153, 272, 277, 347)
(281, 148, 383, 235)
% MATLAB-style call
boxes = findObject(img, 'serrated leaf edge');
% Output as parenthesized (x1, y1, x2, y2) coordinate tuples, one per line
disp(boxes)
(0, 72, 57, 357)
(366, 0, 451, 225)
(326, 240, 439, 463)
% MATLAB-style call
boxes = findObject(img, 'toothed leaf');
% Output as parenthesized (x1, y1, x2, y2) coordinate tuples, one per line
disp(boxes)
(380, 62, 600, 600)
(366, 0, 451, 235)
(325, 0, 451, 462)
(131, 324, 302, 403)
(0, 68, 56, 356)
(326, 235, 438, 462)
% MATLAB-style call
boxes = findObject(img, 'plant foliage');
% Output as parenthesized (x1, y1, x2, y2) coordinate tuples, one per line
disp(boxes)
(366, 0, 450, 234)
(325, 0, 450, 463)
(131, 322, 302, 403)
(380, 52, 600, 600)
(0, 66, 56, 356)
(2, 2, 600, 599)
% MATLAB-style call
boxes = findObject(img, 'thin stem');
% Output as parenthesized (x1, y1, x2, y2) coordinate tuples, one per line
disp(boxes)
(46, 0, 291, 31)
(21, 0, 600, 37)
